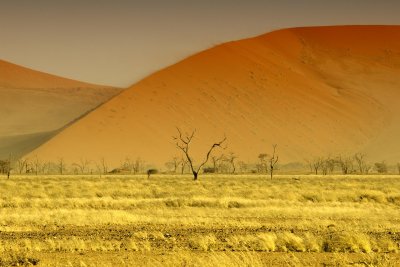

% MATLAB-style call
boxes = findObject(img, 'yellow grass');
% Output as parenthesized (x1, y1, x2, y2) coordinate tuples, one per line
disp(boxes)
(0, 174, 399, 266)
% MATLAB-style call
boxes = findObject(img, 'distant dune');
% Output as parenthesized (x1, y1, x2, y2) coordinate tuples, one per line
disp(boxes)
(27, 26, 400, 167)
(0, 60, 121, 157)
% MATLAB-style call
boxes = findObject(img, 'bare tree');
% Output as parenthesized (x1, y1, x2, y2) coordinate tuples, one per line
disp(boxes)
(238, 161, 248, 173)
(354, 153, 367, 174)
(17, 158, 28, 174)
(258, 153, 268, 173)
(321, 157, 335, 175)
(305, 159, 313, 173)
(57, 158, 66, 175)
(0, 160, 8, 175)
(211, 154, 225, 173)
(73, 159, 90, 174)
(33, 156, 41, 176)
(269, 145, 279, 179)
(101, 157, 108, 174)
(7, 154, 12, 179)
(375, 161, 388, 174)
(165, 157, 180, 173)
(0, 159, 11, 178)
(132, 158, 144, 174)
(308, 157, 323, 175)
(121, 157, 132, 173)
(173, 128, 226, 180)
(397, 163, 400, 175)
(337, 155, 354, 174)
(180, 156, 188, 174)
(40, 161, 50, 174)
(326, 158, 336, 174)
(226, 152, 237, 174)
(95, 162, 103, 178)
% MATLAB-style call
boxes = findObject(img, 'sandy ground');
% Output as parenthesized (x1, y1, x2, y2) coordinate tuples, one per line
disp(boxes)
(0, 174, 399, 266)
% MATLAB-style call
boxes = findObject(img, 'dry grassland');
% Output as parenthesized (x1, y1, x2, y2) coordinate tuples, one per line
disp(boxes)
(0, 174, 399, 266)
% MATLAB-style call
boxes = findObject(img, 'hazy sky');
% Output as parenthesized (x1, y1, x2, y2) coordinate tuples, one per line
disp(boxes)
(1, 0, 400, 87)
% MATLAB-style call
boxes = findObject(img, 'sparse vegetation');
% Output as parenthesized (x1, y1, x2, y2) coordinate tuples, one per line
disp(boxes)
(0, 174, 399, 265)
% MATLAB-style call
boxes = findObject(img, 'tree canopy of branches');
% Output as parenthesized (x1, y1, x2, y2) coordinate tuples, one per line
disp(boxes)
(173, 128, 226, 180)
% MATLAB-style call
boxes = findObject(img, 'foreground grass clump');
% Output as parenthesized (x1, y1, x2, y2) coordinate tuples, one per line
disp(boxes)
(0, 174, 399, 266)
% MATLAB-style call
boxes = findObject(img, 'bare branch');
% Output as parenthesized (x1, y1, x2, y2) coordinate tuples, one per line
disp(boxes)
(196, 136, 227, 174)
(173, 128, 226, 180)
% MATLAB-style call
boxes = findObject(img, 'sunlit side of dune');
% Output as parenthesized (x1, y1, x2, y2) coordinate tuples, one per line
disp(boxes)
(27, 26, 400, 167)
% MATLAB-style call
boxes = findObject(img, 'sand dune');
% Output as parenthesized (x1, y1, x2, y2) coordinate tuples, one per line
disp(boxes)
(27, 26, 400, 167)
(0, 60, 121, 157)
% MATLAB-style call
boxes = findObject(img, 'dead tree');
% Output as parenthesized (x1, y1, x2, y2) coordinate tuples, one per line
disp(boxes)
(308, 157, 323, 175)
(238, 161, 248, 173)
(211, 154, 225, 173)
(258, 153, 268, 173)
(165, 157, 180, 173)
(354, 153, 367, 174)
(101, 158, 108, 174)
(375, 161, 388, 174)
(180, 156, 188, 174)
(321, 161, 327, 175)
(33, 156, 41, 176)
(321, 157, 335, 175)
(40, 161, 50, 174)
(227, 152, 237, 174)
(337, 155, 354, 174)
(132, 158, 144, 174)
(73, 159, 90, 174)
(397, 163, 400, 175)
(173, 128, 226, 180)
(269, 145, 279, 179)
(17, 158, 28, 174)
(7, 154, 12, 179)
(57, 158, 65, 175)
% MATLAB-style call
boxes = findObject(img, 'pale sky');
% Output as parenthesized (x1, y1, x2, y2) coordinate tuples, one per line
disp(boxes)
(1, 0, 400, 87)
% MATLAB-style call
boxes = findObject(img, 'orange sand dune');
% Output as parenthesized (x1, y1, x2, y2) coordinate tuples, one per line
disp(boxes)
(0, 60, 121, 157)
(28, 26, 400, 167)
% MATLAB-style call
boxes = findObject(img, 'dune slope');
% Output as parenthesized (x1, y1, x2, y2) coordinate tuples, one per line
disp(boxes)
(28, 26, 400, 167)
(0, 60, 121, 157)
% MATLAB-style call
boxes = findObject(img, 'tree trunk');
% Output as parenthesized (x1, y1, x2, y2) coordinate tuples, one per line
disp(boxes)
(193, 171, 198, 181)
(270, 167, 273, 180)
